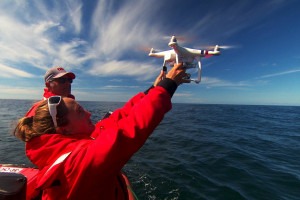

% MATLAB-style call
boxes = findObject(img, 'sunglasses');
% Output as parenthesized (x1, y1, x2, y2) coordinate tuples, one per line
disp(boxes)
(48, 96, 62, 127)
(50, 77, 73, 84)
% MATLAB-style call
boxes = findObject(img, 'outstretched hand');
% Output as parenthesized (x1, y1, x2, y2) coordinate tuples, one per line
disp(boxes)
(154, 63, 190, 86)
(166, 63, 191, 85)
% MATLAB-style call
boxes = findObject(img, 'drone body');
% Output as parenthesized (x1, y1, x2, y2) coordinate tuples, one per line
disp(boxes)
(149, 36, 220, 83)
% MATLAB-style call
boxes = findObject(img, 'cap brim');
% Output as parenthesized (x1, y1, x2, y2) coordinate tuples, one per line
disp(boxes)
(53, 72, 75, 79)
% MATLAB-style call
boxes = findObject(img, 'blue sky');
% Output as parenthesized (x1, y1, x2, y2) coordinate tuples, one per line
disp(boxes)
(0, 0, 299, 106)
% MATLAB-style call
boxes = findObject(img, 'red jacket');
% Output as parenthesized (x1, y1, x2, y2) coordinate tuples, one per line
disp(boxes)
(25, 85, 173, 200)
(25, 88, 75, 117)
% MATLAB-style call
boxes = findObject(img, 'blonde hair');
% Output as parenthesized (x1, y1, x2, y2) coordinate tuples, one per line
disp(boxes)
(14, 99, 68, 142)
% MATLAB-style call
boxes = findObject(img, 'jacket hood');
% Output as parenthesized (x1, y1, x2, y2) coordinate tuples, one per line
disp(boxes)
(26, 134, 89, 170)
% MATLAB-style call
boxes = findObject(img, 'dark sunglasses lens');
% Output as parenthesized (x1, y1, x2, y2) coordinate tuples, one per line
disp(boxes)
(56, 78, 72, 83)
(49, 96, 61, 104)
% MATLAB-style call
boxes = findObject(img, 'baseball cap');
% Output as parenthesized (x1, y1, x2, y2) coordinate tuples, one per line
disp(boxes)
(44, 66, 76, 82)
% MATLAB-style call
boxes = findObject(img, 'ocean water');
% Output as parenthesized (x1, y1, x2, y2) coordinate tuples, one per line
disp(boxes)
(0, 99, 299, 200)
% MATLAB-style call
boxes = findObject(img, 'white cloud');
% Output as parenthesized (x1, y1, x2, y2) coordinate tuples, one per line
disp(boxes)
(0, 0, 165, 81)
(53, 39, 94, 67)
(88, 60, 160, 81)
(65, 0, 83, 34)
(258, 68, 300, 79)
(202, 77, 249, 88)
(0, 15, 47, 66)
(0, 85, 41, 99)
(90, 0, 164, 59)
(0, 63, 34, 78)
(0, 0, 88, 71)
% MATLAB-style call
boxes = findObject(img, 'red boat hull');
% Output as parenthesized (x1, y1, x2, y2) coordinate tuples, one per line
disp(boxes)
(0, 164, 136, 200)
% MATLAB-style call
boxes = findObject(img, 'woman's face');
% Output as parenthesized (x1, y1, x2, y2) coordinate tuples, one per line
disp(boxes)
(61, 98, 95, 136)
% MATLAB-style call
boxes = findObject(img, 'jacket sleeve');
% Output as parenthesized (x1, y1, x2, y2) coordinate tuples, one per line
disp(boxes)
(93, 78, 177, 136)
(67, 85, 174, 177)
(92, 85, 158, 138)
(91, 91, 146, 138)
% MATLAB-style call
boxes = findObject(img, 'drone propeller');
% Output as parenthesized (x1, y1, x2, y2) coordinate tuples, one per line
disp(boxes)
(162, 35, 196, 44)
(137, 45, 152, 53)
(205, 45, 236, 50)
(217, 45, 236, 49)
(162, 35, 186, 41)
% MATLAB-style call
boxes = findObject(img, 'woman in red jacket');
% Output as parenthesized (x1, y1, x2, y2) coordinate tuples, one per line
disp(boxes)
(13, 63, 189, 200)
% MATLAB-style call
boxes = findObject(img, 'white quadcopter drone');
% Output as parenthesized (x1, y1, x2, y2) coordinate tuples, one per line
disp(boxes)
(149, 35, 221, 83)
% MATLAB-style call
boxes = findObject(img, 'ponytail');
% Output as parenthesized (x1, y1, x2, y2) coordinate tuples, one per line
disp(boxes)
(13, 116, 40, 142)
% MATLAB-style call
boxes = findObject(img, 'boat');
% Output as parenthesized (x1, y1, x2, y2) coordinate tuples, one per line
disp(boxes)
(0, 164, 137, 200)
